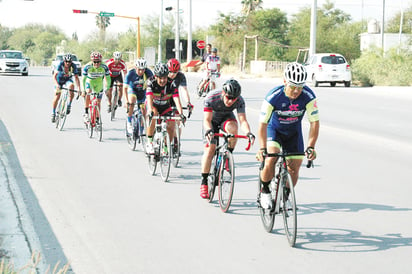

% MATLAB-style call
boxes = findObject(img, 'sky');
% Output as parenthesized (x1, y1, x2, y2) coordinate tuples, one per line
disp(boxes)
(0, 0, 410, 41)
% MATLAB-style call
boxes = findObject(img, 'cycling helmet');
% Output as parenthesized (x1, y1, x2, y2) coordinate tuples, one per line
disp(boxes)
(222, 79, 241, 99)
(113, 51, 122, 60)
(90, 51, 102, 62)
(167, 58, 180, 73)
(212, 47, 218, 53)
(135, 58, 147, 69)
(63, 53, 72, 62)
(284, 62, 307, 86)
(153, 62, 169, 77)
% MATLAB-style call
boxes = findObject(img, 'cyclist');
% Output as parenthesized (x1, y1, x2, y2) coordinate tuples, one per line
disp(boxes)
(81, 51, 111, 123)
(198, 47, 220, 94)
(145, 63, 186, 154)
(167, 58, 193, 153)
(256, 62, 319, 209)
(105, 51, 127, 112)
(51, 53, 81, 122)
(124, 58, 153, 134)
(200, 79, 255, 199)
(196, 43, 212, 70)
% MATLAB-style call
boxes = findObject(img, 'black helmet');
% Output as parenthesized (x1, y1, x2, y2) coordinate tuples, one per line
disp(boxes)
(153, 62, 169, 77)
(222, 79, 241, 99)
(212, 47, 218, 53)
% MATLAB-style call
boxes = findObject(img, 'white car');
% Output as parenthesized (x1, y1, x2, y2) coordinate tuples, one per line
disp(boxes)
(51, 54, 82, 75)
(0, 50, 29, 76)
(304, 53, 352, 87)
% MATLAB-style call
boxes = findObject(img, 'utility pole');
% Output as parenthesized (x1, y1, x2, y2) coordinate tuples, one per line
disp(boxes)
(158, 0, 164, 62)
(187, 0, 192, 62)
(175, 0, 181, 61)
(309, 0, 317, 56)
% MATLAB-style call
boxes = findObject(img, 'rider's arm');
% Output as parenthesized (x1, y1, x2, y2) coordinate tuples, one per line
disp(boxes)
(237, 112, 252, 134)
(203, 111, 213, 131)
(104, 66, 111, 89)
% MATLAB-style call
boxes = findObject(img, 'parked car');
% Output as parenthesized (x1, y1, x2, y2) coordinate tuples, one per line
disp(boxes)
(304, 53, 351, 87)
(51, 54, 82, 75)
(0, 50, 29, 76)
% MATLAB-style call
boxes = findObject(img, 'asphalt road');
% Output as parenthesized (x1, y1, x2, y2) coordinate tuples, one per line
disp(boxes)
(0, 67, 411, 273)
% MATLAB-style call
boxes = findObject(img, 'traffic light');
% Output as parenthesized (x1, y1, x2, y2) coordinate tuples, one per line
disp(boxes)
(73, 9, 88, 14)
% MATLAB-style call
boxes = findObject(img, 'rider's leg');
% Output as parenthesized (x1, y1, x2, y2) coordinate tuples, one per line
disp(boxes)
(106, 87, 113, 111)
(223, 119, 239, 152)
(287, 158, 303, 187)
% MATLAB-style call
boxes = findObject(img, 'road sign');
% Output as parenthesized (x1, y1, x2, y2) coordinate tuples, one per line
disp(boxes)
(196, 40, 206, 50)
(99, 12, 115, 17)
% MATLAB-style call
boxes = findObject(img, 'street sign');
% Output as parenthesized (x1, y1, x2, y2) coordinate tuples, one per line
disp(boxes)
(196, 40, 206, 50)
(99, 11, 115, 17)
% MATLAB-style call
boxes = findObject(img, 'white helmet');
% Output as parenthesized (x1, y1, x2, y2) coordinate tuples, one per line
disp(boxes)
(284, 62, 307, 86)
(113, 51, 122, 60)
(135, 58, 147, 69)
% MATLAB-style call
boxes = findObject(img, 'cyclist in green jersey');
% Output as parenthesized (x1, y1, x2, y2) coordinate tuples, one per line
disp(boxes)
(81, 52, 111, 123)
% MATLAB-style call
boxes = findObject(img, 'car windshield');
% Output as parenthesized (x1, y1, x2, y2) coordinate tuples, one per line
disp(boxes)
(0, 52, 23, 59)
(57, 55, 79, 62)
(321, 56, 346, 64)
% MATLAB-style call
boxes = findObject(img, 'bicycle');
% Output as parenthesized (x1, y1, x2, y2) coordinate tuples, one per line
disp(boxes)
(147, 115, 182, 182)
(55, 87, 79, 131)
(126, 103, 147, 152)
(170, 106, 192, 168)
(197, 71, 220, 98)
(257, 151, 306, 247)
(110, 83, 121, 121)
(84, 92, 103, 142)
(206, 132, 251, 213)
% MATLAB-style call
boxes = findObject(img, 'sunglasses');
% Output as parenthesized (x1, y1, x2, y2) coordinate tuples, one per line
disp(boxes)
(288, 82, 304, 89)
(64, 60, 72, 63)
(93, 61, 101, 64)
(169, 71, 178, 75)
(225, 95, 237, 100)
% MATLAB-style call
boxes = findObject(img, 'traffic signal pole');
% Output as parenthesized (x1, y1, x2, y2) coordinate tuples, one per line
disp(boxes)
(72, 9, 141, 58)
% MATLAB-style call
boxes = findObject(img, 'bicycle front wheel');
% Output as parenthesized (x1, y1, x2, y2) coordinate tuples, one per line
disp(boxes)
(218, 152, 235, 213)
(159, 131, 171, 182)
(126, 118, 137, 151)
(138, 112, 147, 153)
(171, 123, 181, 167)
(258, 174, 275, 232)
(88, 109, 94, 138)
(207, 154, 219, 203)
(55, 97, 63, 129)
(282, 172, 297, 247)
(95, 105, 102, 142)
(58, 97, 68, 131)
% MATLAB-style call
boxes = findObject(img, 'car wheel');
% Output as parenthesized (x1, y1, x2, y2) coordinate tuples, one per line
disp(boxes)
(344, 81, 351, 87)
(330, 82, 336, 87)
(312, 75, 319, 87)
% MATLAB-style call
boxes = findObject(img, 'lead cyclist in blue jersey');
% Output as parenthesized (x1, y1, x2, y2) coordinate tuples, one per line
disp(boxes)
(256, 62, 320, 209)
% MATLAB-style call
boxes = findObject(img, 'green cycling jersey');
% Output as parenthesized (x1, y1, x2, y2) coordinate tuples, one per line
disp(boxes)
(82, 62, 111, 93)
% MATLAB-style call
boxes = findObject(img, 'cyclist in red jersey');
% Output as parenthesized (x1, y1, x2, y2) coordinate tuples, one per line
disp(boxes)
(105, 51, 127, 112)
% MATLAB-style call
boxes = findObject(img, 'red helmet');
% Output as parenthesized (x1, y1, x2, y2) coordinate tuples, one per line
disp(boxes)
(90, 51, 102, 62)
(167, 58, 180, 73)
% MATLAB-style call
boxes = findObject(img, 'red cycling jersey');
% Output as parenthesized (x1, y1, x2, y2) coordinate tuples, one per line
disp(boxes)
(106, 58, 127, 77)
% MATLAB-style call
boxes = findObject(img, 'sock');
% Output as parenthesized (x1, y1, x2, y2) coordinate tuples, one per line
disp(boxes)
(201, 173, 209, 185)
(127, 116, 132, 123)
(228, 147, 234, 153)
(260, 179, 271, 193)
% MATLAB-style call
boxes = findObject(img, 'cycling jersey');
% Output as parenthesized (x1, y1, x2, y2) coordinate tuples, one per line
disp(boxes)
(56, 61, 78, 85)
(146, 76, 179, 114)
(259, 85, 319, 135)
(105, 58, 127, 77)
(82, 62, 111, 93)
(125, 68, 153, 102)
(169, 72, 187, 88)
(205, 55, 220, 71)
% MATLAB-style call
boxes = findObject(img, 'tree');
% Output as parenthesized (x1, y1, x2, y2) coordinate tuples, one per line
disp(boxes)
(95, 15, 111, 42)
(0, 24, 13, 50)
(386, 6, 412, 34)
(241, 0, 263, 16)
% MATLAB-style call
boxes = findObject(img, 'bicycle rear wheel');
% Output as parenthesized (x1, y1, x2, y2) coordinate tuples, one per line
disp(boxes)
(171, 123, 181, 167)
(282, 172, 297, 247)
(207, 154, 219, 203)
(95, 105, 102, 142)
(159, 131, 171, 182)
(126, 118, 137, 151)
(110, 86, 118, 121)
(258, 175, 275, 232)
(218, 152, 235, 213)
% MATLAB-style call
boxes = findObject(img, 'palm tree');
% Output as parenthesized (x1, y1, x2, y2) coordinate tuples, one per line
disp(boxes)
(95, 15, 111, 41)
(241, 0, 263, 16)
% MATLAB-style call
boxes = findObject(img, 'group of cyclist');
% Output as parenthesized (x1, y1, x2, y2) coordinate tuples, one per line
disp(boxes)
(51, 51, 319, 206)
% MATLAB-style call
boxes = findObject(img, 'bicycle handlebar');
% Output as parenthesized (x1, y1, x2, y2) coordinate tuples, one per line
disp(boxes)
(206, 132, 251, 151)
(264, 152, 314, 168)
(60, 87, 82, 100)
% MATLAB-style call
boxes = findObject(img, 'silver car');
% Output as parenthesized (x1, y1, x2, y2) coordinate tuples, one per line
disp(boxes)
(304, 53, 352, 87)
(0, 50, 29, 76)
